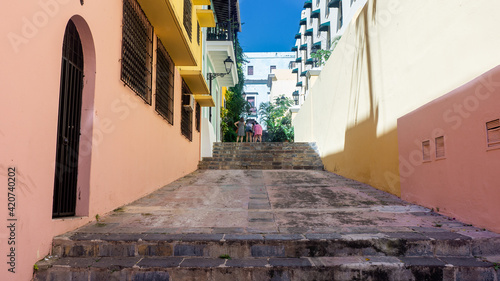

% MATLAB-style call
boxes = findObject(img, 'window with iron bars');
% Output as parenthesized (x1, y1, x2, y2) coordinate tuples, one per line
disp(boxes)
(184, 0, 192, 41)
(155, 39, 175, 124)
(181, 80, 193, 141)
(196, 102, 201, 132)
(121, 0, 153, 104)
(197, 21, 201, 45)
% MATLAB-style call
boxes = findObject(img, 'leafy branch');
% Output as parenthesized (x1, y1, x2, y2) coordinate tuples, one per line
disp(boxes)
(310, 36, 341, 67)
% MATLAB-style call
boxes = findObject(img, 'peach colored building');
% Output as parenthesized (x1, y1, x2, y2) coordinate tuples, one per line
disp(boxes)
(398, 66, 500, 233)
(0, 0, 238, 280)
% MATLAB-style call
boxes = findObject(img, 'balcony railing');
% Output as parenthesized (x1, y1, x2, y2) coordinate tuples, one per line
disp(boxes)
(207, 21, 234, 41)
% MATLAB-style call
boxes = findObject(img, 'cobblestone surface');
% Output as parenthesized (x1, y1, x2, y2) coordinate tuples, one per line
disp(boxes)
(67, 170, 500, 241)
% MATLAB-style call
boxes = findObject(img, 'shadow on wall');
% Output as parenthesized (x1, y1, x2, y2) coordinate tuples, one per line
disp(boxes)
(322, 121, 400, 196)
(320, 1, 401, 196)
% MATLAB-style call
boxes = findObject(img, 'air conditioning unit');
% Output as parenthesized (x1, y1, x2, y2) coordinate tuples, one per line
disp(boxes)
(182, 94, 195, 111)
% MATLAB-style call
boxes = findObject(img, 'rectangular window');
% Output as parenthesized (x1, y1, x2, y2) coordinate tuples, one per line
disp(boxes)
(248, 66, 254, 75)
(326, 28, 331, 49)
(435, 136, 445, 158)
(247, 96, 257, 116)
(155, 39, 175, 124)
(422, 140, 431, 161)
(197, 21, 200, 45)
(270, 65, 276, 72)
(121, 0, 153, 104)
(337, 0, 343, 31)
(183, 0, 192, 41)
(181, 80, 193, 141)
(196, 102, 201, 132)
(487, 119, 500, 147)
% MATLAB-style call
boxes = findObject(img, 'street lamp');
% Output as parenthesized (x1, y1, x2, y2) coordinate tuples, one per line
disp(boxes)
(292, 91, 299, 105)
(223, 56, 233, 73)
(207, 56, 234, 82)
(207, 56, 234, 104)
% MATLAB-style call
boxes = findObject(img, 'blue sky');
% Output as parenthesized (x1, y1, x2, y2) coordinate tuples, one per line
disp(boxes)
(238, 0, 304, 52)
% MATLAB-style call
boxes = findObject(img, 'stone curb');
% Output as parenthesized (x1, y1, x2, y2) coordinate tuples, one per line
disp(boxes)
(34, 256, 499, 281)
(51, 232, 500, 260)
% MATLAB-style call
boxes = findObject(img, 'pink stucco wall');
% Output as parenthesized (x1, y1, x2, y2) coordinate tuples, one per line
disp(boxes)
(398, 66, 500, 233)
(1, 1, 201, 280)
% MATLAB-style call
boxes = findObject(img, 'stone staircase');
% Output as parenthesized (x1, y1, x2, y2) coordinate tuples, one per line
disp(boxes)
(32, 145, 500, 280)
(34, 231, 500, 280)
(198, 142, 324, 170)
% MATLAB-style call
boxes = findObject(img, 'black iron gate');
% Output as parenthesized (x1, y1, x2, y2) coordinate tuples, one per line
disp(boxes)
(52, 20, 84, 218)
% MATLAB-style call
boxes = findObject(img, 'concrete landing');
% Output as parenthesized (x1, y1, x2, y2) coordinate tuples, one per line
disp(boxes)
(71, 170, 499, 239)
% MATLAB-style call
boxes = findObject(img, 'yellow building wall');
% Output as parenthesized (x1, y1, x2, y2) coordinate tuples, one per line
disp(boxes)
(138, 0, 205, 67)
(293, 0, 500, 196)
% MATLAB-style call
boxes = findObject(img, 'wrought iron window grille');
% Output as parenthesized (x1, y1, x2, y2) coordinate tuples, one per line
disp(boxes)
(181, 80, 193, 141)
(155, 39, 175, 125)
(121, 0, 153, 104)
(197, 21, 201, 45)
(184, 0, 192, 41)
(196, 102, 201, 132)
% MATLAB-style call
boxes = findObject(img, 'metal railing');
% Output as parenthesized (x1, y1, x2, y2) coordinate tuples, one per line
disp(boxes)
(207, 21, 234, 42)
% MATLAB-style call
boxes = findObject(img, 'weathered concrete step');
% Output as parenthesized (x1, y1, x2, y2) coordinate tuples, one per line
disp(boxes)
(51, 232, 500, 260)
(198, 166, 325, 170)
(211, 149, 317, 153)
(198, 165, 324, 170)
(214, 142, 317, 146)
(33, 256, 500, 281)
(202, 142, 325, 170)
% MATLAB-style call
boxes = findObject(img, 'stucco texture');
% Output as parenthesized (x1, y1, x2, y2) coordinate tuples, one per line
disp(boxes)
(398, 66, 500, 233)
(294, 0, 500, 197)
(1, 1, 200, 280)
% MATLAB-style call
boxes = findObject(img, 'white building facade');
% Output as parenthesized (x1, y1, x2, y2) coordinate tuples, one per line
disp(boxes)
(199, 0, 240, 158)
(293, 0, 368, 105)
(243, 52, 295, 124)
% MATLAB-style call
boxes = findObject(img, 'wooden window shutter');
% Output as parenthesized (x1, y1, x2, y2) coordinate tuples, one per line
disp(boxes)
(435, 136, 445, 158)
(487, 119, 500, 147)
(422, 140, 430, 161)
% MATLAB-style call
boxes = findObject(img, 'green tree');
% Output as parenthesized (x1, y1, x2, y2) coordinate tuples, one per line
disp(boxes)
(259, 96, 294, 142)
(222, 37, 249, 142)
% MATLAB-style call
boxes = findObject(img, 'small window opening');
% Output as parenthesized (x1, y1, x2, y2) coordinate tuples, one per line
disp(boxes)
(435, 136, 445, 158)
(422, 140, 430, 161)
(487, 119, 500, 148)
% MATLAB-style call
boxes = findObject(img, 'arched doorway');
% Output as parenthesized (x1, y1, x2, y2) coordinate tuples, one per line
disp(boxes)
(52, 20, 84, 218)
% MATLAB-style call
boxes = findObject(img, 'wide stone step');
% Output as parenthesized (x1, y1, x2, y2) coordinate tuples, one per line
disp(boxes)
(200, 142, 324, 170)
(49, 232, 500, 260)
(33, 255, 499, 281)
(198, 163, 324, 170)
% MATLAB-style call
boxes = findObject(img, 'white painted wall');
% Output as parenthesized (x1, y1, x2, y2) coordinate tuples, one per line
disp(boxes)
(243, 52, 295, 124)
(294, 0, 368, 102)
(293, 0, 500, 196)
(269, 69, 297, 104)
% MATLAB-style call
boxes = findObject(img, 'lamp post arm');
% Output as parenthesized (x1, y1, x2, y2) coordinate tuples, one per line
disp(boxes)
(207, 72, 227, 81)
